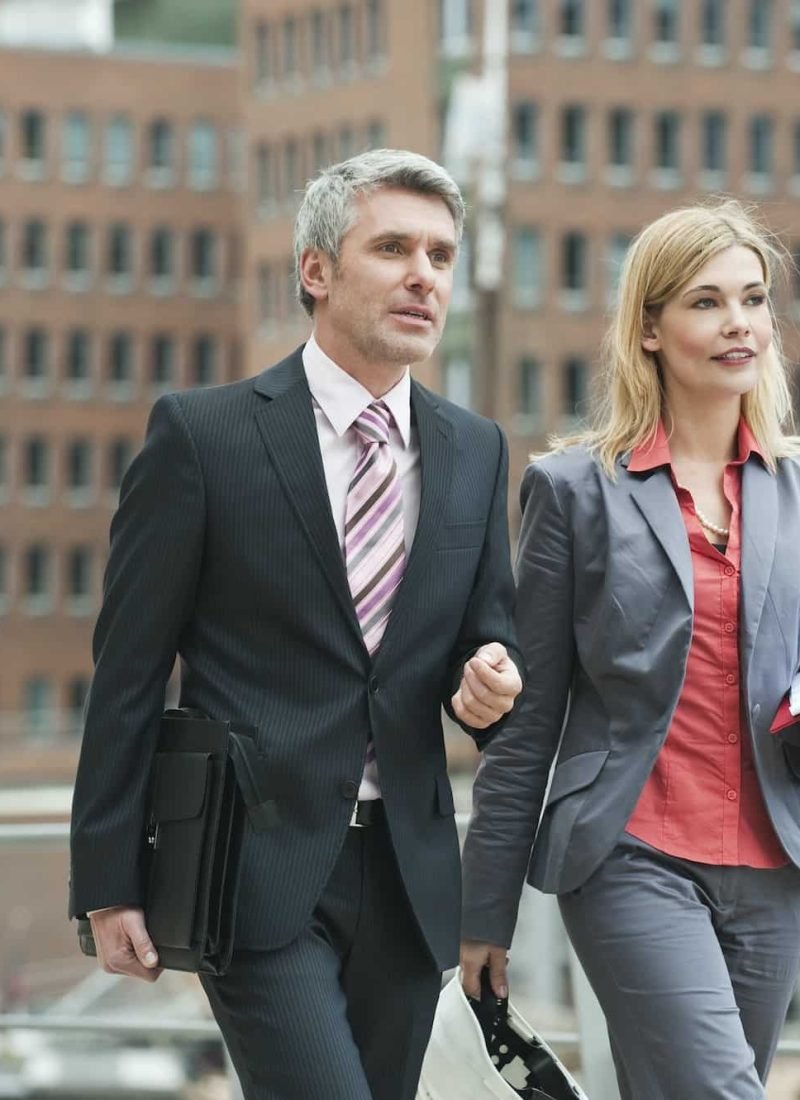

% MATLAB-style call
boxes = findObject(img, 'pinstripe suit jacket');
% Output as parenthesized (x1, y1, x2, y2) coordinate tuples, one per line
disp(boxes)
(462, 445, 800, 949)
(69, 347, 520, 969)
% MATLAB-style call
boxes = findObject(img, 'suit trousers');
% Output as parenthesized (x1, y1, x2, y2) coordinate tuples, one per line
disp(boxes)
(200, 809, 441, 1100)
(558, 832, 800, 1100)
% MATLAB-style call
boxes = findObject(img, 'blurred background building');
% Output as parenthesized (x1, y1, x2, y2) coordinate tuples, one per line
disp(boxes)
(2, 0, 800, 1095)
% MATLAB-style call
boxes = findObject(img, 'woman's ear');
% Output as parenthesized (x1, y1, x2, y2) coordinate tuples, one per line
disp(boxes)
(641, 313, 660, 353)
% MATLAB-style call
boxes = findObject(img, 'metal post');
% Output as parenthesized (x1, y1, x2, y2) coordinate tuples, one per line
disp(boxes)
(568, 946, 621, 1100)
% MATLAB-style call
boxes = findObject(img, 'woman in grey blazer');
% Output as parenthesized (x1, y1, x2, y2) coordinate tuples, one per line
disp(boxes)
(460, 200, 800, 1100)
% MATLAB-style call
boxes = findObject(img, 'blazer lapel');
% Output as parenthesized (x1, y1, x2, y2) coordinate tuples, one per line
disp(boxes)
(373, 382, 453, 664)
(252, 350, 364, 644)
(740, 458, 778, 677)
(627, 467, 694, 610)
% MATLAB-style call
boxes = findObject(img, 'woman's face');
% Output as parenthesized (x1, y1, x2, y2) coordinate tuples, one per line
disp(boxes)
(641, 244, 773, 406)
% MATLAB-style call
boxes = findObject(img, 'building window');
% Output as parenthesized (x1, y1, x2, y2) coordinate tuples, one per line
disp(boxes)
(109, 438, 133, 493)
(67, 677, 90, 734)
(311, 133, 329, 173)
(192, 336, 217, 387)
(563, 356, 589, 419)
(511, 102, 539, 175)
(792, 0, 800, 52)
(255, 21, 273, 84)
(606, 232, 632, 303)
(23, 329, 50, 392)
(561, 231, 587, 295)
(608, 107, 634, 169)
(0, 328, 6, 393)
(653, 0, 679, 44)
(339, 126, 355, 161)
(560, 105, 586, 171)
(65, 221, 90, 283)
(108, 332, 134, 396)
(20, 110, 46, 171)
(148, 118, 174, 181)
(513, 227, 542, 308)
(22, 675, 54, 736)
(0, 545, 7, 611)
(0, 436, 7, 501)
(258, 264, 277, 327)
(339, 4, 356, 68)
(66, 438, 93, 501)
(366, 0, 386, 61)
(366, 120, 385, 151)
(62, 111, 90, 182)
(440, 0, 473, 55)
(700, 0, 725, 47)
(748, 115, 774, 179)
(443, 355, 472, 409)
(66, 546, 93, 608)
(608, 0, 632, 40)
(701, 111, 727, 174)
(283, 16, 298, 77)
(510, 0, 538, 40)
(104, 115, 133, 184)
(65, 329, 92, 394)
(793, 121, 800, 179)
(284, 139, 302, 201)
(654, 110, 681, 172)
(0, 219, 6, 281)
(559, 0, 584, 37)
(149, 227, 174, 286)
(256, 144, 275, 210)
(24, 437, 49, 495)
(151, 335, 175, 388)
(311, 10, 330, 75)
(188, 121, 218, 190)
(518, 357, 542, 420)
(747, 0, 772, 50)
(22, 219, 48, 280)
(190, 229, 217, 287)
(0, 110, 6, 173)
(107, 223, 133, 283)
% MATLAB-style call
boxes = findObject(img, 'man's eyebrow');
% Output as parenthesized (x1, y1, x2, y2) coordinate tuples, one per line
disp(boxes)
(367, 230, 458, 252)
(681, 281, 766, 297)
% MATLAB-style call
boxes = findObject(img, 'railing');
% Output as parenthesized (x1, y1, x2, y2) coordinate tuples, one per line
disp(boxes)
(4, 820, 800, 1100)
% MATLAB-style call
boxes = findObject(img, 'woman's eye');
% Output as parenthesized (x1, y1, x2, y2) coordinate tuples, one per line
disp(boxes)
(745, 293, 767, 306)
(692, 297, 715, 309)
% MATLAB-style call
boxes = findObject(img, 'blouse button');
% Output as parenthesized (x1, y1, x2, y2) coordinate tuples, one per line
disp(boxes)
(727, 789, 738, 801)
(724, 565, 735, 577)
(724, 622, 735, 634)
(727, 733, 738, 744)
(725, 673, 737, 685)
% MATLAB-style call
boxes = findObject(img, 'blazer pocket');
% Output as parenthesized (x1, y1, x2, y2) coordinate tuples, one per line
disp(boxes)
(546, 749, 609, 806)
(435, 521, 485, 552)
(435, 771, 456, 816)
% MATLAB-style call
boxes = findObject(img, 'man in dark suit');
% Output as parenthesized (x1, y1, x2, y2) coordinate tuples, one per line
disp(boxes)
(69, 149, 522, 1100)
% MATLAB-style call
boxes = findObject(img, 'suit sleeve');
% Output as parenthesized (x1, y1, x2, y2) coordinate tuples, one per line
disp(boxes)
(442, 424, 524, 747)
(69, 394, 205, 918)
(461, 459, 575, 948)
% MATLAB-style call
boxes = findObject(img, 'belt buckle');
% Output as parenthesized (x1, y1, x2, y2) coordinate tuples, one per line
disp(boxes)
(349, 802, 366, 828)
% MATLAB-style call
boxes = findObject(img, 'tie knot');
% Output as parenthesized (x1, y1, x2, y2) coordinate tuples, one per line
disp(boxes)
(353, 401, 392, 446)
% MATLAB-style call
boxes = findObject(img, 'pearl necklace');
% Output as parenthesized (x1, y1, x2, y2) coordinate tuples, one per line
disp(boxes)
(694, 506, 729, 539)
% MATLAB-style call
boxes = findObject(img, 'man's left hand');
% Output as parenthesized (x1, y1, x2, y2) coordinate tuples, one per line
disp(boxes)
(451, 643, 522, 730)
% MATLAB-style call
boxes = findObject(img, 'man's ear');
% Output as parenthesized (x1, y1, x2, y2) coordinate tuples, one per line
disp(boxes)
(299, 248, 331, 305)
(641, 312, 660, 353)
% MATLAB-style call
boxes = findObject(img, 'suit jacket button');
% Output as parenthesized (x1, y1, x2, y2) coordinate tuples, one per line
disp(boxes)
(369, 676, 379, 695)
(340, 780, 359, 800)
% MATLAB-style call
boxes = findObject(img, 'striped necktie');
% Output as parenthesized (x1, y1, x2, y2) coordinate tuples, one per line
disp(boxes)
(345, 401, 406, 656)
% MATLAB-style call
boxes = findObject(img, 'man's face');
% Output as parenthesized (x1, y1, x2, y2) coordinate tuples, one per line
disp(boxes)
(304, 186, 458, 382)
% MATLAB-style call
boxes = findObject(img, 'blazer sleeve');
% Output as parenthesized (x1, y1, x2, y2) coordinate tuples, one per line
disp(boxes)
(69, 394, 206, 918)
(461, 459, 575, 948)
(442, 424, 524, 747)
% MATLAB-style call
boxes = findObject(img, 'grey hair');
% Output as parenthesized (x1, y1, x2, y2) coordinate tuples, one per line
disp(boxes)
(294, 148, 466, 315)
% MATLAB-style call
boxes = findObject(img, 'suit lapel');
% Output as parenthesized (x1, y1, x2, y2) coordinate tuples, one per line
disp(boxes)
(740, 459, 778, 677)
(628, 467, 694, 610)
(252, 350, 364, 644)
(373, 382, 453, 665)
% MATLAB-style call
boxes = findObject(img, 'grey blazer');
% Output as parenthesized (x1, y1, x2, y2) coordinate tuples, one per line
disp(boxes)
(461, 445, 800, 949)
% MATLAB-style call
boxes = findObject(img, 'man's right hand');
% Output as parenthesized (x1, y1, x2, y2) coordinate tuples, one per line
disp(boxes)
(460, 938, 509, 1000)
(90, 907, 162, 983)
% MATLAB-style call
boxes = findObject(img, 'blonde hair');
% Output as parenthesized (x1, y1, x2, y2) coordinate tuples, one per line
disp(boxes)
(550, 199, 800, 475)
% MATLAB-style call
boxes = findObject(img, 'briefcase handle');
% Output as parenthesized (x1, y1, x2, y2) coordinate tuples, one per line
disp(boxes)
(228, 731, 279, 833)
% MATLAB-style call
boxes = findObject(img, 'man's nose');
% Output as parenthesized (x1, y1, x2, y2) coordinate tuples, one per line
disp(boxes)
(404, 250, 436, 291)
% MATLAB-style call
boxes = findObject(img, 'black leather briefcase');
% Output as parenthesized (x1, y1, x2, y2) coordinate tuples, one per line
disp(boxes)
(77, 708, 277, 975)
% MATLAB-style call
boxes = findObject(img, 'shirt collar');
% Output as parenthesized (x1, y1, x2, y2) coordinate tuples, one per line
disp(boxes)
(627, 418, 763, 473)
(302, 335, 412, 447)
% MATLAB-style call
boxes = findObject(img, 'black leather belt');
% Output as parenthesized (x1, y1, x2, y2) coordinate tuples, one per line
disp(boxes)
(349, 799, 384, 828)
